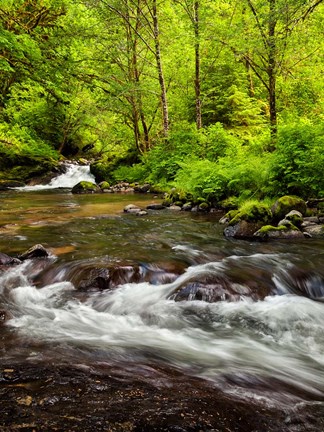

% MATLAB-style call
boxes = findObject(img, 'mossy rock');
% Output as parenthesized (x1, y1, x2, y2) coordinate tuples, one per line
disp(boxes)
(284, 210, 303, 228)
(225, 209, 239, 221)
(229, 203, 272, 226)
(99, 181, 110, 190)
(219, 197, 239, 211)
(198, 202, 209, 212)
(0, 179, 25, 190)
(254, 224, 305, 240)
(271, 196, 306, 222)
(72, 181, 101, 194)
(162, 198, 173, 207)
(2, 158, 59, 183)
(224, 220, 264, 239)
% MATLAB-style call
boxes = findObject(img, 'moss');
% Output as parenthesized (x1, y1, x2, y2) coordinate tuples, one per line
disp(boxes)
(90, 161, 113, 183)
(72, 181, 101, 194)
(229, 202, 272, 226)
(162, 198, 173, 207)
(271, 195, 306, 221)
(225, 209, 239, 221)
(219, 196, 239, 211)
(0, 157, 59, 182)
(99, 181, 110, 190)
(278, 220, 299, 230)
(258, 224, 298, 234)
(198, 202, 209, 211)
(285, 213, 303, 228)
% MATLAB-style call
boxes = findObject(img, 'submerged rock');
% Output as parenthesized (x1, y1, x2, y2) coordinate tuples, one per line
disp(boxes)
(57, 262, 183, 292)
(0, 309, 12, 324)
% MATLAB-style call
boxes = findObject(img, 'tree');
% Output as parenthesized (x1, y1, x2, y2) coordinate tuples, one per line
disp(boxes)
(0, 0, 66, 107)
(235, 0, 323, 142)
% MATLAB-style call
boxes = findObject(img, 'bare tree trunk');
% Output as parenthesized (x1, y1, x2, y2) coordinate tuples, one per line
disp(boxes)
(194, 0, 202, 129)
(152, 0, 169, 137)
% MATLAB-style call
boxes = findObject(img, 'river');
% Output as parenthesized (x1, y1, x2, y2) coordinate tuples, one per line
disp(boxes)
(1, 165, 324, 431)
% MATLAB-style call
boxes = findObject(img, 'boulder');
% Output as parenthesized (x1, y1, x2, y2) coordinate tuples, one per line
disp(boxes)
(0, 180, 25, 190)
(228, 203, 272, 226)
(0, 309, 12, 324)
(271, 196, 306, 222)
(302, 225, 324, 238)
(224, 221, 263, 239)
(284, 210, 303, 228)
(18, 244, 50, 260)
(99, 181, 110, 191)
(71, 181, 101, 194)
(223, 202, 272, 239)
(0, 252, 21, 265)
(254, 225, 305, 240)
(71, 263, 182, 292)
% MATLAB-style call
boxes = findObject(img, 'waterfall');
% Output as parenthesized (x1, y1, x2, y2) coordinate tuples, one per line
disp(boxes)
(17, 164, 96, 190)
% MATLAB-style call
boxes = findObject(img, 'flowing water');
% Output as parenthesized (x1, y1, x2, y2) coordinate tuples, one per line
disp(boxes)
(1, 167, 324, 416)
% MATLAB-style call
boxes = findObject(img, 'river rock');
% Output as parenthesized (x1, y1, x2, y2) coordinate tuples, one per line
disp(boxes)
(0, 180, 25, 190)
(271, 196, 307, 222)
(146, 204, 165, 210)
(283, 210, 303, 227)
(182, 203, 192, 211)
(254, 226, 305, 240)
(136, 210, 148, 216)
(0, 309, 12, 324)
(169, 205, 182, 211)
(0, 252, 21, 265)
(18, 244, 50, 260)
(71, 181, 101, 194)
(73, 263, 181, 292)
(224, 221, 263, 239)
(302, 225, 324, 237)
(134, 183, 151, 193)
(124, 204, 142, 214)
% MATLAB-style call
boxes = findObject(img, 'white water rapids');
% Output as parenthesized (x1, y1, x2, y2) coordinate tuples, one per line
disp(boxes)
(17, 164, 95, 190)
(2, 253, 324, 405)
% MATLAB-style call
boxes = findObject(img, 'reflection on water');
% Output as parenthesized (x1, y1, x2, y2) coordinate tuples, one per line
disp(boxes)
(1, 189, 324, 409)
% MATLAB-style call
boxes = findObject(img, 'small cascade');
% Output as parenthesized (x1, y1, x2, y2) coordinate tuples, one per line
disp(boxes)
(18, 164, 96, 190)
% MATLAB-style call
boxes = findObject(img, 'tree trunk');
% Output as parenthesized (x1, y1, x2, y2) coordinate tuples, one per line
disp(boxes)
(268, 0, 277, 144)
(194, 0, 202, 129)
(152, 0, 169, 137)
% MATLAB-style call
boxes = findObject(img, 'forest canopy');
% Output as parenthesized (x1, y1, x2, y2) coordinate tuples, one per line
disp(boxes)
(0, 0, 323, 200)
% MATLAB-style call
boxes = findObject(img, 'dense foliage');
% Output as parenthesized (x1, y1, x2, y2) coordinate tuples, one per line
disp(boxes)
(0, 0, 323, 198)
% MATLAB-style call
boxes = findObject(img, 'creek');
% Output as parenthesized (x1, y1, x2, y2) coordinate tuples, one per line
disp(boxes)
(1, 165, 324, 430)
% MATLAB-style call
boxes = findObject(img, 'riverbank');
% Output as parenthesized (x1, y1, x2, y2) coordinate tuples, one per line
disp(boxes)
(2, 362, 324, 432)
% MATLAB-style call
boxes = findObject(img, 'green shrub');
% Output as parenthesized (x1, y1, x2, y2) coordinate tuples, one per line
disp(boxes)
(268, 121, 324, 198)
(112, 163, 149, 183)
